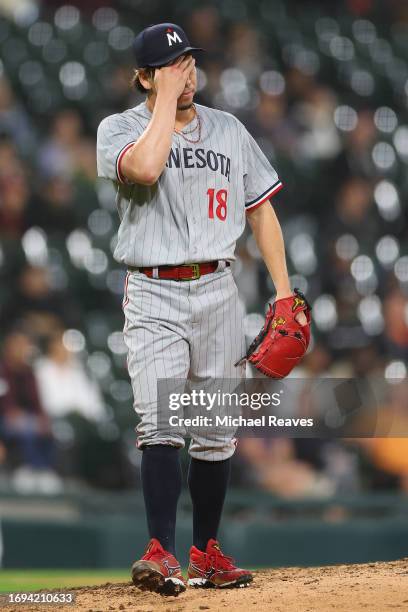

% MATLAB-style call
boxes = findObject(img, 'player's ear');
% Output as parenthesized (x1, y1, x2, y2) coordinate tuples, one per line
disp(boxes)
(136, 68, 155, 93)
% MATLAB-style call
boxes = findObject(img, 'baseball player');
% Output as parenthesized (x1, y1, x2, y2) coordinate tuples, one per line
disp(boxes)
(97, 22, 307, 595)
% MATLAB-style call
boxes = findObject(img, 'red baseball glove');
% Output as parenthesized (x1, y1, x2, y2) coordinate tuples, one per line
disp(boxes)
(236, 289, 312, 378)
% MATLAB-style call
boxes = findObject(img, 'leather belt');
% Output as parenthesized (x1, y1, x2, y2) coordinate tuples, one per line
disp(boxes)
(128, 261, 229, 281)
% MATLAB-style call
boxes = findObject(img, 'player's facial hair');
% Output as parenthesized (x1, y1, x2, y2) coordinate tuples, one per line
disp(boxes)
(177, 103, 193, 111)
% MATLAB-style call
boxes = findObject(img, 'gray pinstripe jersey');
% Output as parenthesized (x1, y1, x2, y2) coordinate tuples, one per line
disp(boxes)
(96, 101, 282, 267)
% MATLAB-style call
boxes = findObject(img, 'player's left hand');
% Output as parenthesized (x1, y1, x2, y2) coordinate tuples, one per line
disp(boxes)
(276, 291, 308, 326)
(236, 289, 312, 378)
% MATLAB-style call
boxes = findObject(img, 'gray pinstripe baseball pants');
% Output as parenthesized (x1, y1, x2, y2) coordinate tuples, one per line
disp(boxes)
(123, 265, 246, 461)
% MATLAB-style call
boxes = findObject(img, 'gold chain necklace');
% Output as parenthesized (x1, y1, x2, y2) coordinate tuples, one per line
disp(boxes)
(174, 105, 202, 144)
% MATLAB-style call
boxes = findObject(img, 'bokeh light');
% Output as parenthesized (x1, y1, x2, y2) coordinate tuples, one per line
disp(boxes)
(63, 329, 86, 353)
(107, 331, 127, 355)
(375, 236, 399, 268)
(384, 360, 407, 382)
(313, 295, 338, 331)
(374, 180, 401, 220)
(334, 106, 358, 132)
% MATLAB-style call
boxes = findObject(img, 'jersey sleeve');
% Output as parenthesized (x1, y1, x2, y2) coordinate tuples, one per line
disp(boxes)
(96, 114, 140, 184)
(242, 128, 283, 213)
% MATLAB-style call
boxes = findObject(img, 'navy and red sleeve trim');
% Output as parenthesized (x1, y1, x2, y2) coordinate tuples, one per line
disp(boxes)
(245, 180, 283, 213)
(115, 141, 136, 184)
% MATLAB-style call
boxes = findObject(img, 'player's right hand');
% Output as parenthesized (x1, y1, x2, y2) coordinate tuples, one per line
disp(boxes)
(154, 55, 195, 100)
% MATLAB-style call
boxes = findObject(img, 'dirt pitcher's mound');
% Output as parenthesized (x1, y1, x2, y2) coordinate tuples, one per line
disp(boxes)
(5, 558, 408, 612)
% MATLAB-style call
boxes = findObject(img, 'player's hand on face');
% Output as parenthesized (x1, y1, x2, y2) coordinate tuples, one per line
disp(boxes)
(154, 55, 195, 100)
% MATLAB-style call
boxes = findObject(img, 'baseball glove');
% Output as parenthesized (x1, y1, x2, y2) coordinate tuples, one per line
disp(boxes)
(236, 289, 311, 378)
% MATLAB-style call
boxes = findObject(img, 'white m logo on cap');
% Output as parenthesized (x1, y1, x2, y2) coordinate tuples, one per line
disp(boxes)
(167, 31, 182, 46)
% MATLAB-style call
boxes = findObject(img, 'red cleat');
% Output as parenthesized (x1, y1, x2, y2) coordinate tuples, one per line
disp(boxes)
(188, 539, 253, 588)
(131, 538, 186, 596)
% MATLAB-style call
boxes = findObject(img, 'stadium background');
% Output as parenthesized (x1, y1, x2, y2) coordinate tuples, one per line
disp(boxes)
(0, 0, 408, 576)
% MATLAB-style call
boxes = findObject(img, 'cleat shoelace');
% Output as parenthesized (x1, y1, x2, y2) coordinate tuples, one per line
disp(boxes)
(143, 544, 168, 562)
(206, 548, 236, 571)
(143, 550, 155, 560)
(142, 543, 157, 560)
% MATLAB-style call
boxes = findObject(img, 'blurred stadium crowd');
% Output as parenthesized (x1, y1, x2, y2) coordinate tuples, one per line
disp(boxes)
(0, 0, 407, 497)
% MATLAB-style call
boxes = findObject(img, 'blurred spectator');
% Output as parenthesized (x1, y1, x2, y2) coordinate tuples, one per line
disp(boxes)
(0, 138, 25, 180)
(238, 344, 363, 495)
(188, 6, 223, 61)
(105, 65, 138, 110)
(237, 437, 335, 498)
(1, 264, 81, 335)
(26, 176, 78, 236)
(0, 441, 6, 471)
(0, 77, 36, 155)
(244, 92, 298, 158)
(32, 332, 118, 487)
(226, 23, 262, 78)
(383, 289, 408, 359)
(34, 331, 106, 422)
(295, 86, 341, 161)
(286, 68, 315, 103)
(358, 382, 408, 491)
(0, 175, 31, 239)
(71, 138, 101, 223)
(330, 110, 377, 190)
(296, 344, 334, 377)
(330, 177, 376, 242)
(75, 138, 98, 184)
(0, 330, 61, 494)
(38, 109, 84, 179)
(233, 242, 262, 311)
(322, 176, 379, 302)
(350, 346, 384, 378)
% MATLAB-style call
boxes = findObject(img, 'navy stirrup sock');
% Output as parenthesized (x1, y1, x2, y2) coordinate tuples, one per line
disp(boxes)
(141, 445, 182, 556)
(188, 457, 231, 552)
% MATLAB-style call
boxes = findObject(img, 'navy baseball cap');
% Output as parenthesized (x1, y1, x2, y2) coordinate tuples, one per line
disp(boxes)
(133, 23, 204, 68)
